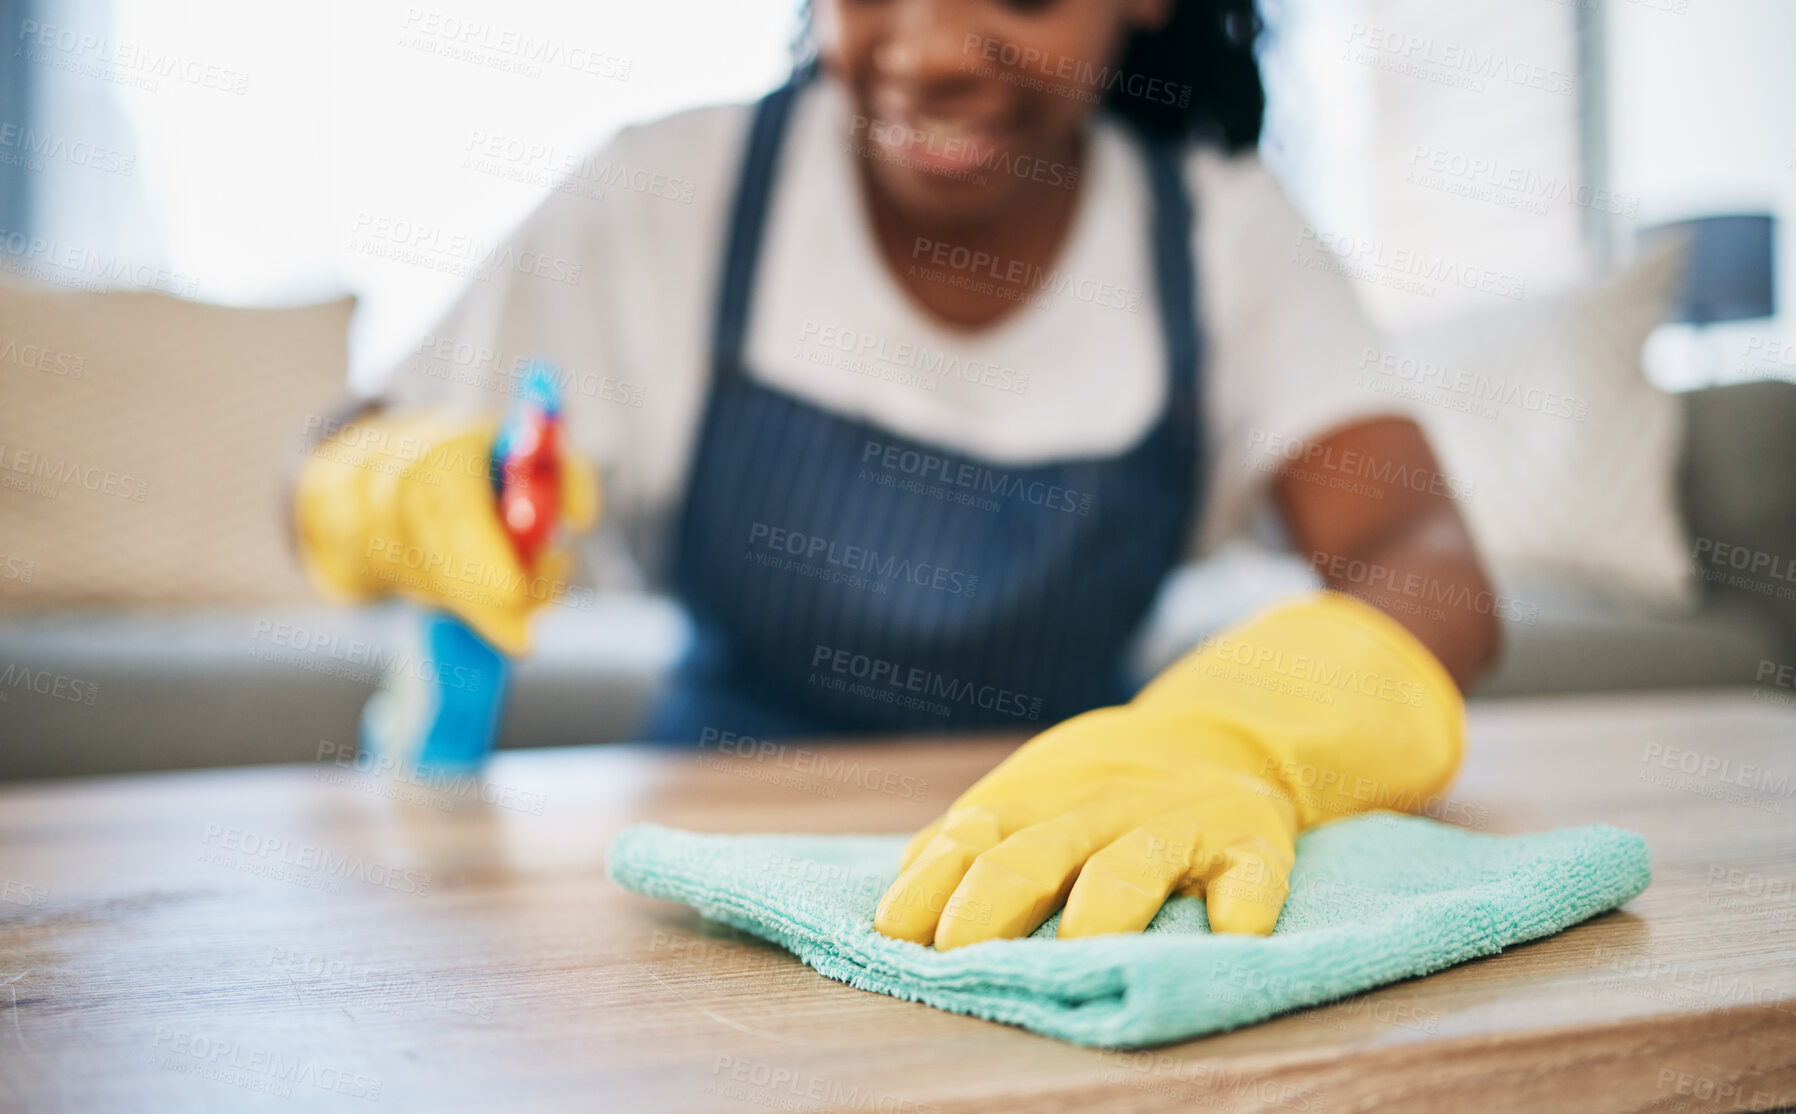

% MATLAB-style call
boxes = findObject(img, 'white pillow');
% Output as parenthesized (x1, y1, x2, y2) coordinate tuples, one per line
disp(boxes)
(1378, 243, 1694, 611)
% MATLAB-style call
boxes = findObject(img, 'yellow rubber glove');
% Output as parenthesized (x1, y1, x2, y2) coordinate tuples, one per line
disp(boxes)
(873, 591, 1464, 948)
(292, 408, 600, 656)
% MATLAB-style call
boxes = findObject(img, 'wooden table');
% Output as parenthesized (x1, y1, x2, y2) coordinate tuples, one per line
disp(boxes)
(3, 691, 1794, 1113)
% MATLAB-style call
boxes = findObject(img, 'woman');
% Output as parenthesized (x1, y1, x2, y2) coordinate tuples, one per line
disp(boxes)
(297, 0, 1498, 944)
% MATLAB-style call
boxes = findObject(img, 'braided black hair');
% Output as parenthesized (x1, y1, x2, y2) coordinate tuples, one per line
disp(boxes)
(1107, 0, 1265, 152)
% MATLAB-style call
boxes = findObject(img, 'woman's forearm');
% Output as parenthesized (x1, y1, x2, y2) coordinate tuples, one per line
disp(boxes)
(1272, 416, 1500, 692)
(1308, 511, 1500, 690)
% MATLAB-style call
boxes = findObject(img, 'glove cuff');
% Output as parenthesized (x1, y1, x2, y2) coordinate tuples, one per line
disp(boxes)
(1133, 590, 1467, 830)
(1298, 589, 1467, 764)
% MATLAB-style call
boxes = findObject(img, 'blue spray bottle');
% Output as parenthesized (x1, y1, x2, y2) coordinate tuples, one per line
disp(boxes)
(359, 363, 564, 777)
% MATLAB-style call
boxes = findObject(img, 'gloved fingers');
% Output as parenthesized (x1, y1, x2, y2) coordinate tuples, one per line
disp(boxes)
(386, 454, 538, 655)
(1058, 784, 1291, 939)
(557, 444, 601, 534)
(296, 412, 471, 601)
(874, 806, 1009, 946)
(933, 801, 1143, 950)
(293, 443, 383, 601)
(442, 600, 531, 658)
(420, 544, 532, 652)
(384, 517, 573, 660)
(400, 488, 522, 581)
(1160, 796, 1295, 936)
(898, 815, 947, 872)
(1203, 835, 1294, 937)
(1058, 807, 1212, 940)
(292, 407, 564, 655)
(404, 519, 531, 653)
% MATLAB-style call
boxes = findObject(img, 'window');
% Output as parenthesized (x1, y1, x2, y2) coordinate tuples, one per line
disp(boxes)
(18, 0, 796, 389)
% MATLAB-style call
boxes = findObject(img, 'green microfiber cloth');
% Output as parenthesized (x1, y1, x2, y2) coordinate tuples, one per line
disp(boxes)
(606, 814, 1650, 1047)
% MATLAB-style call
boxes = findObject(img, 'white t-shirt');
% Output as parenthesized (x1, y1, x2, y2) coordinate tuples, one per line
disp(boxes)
(387, 75, 1401, 580)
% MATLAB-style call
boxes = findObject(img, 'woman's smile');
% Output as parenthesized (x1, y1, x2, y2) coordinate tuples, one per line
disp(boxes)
(820, 0, 1150, 228)
(867, 104, 1020, 177)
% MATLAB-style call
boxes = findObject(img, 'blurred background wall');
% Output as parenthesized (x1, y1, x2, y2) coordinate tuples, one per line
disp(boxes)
(10, 0, 1795, 390)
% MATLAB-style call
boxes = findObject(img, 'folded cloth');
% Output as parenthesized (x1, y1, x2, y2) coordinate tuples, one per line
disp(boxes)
(606, 814, 1650, 1047)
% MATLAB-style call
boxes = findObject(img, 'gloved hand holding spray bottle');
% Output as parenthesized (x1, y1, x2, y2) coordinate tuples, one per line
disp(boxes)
(293, 361, 600, 778)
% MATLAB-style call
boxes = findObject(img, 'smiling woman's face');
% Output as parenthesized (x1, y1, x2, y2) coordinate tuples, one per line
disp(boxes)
(818, 0, 1170, 230)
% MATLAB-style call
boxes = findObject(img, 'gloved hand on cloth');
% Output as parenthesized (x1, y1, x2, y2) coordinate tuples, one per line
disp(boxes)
(875, 591, 1465, 948)
(291, 407, 601, 656)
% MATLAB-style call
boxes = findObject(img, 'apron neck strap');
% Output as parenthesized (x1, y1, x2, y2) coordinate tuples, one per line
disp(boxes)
(710, 66, 816, 373)
(1132, 123, 1202, 405)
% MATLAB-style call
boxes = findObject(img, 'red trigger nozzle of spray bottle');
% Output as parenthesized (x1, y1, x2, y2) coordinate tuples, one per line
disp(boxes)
(490, 362, 562, 569)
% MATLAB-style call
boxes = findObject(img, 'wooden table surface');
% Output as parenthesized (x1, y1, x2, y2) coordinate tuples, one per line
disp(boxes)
(3, 690, 1795, 1113)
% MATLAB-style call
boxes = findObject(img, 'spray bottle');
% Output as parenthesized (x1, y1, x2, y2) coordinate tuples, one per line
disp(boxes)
(359, 362, 564, 776)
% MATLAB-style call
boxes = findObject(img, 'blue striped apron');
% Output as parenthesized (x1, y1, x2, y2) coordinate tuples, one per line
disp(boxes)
(640, 70, 1206, 742)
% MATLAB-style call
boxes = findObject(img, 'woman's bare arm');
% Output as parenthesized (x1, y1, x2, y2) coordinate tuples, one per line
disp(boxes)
(1272, 416, 1499, 691)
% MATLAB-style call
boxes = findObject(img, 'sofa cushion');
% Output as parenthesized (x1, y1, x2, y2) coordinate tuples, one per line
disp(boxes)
(1469, 573, 1784, 697)
(1680, 379, 1796, 659)
(1382, 243, 1694, 611)
(0, 594, 687, 779)
(0, 280, 353, 606)
(1128, 550, 1784, 700)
